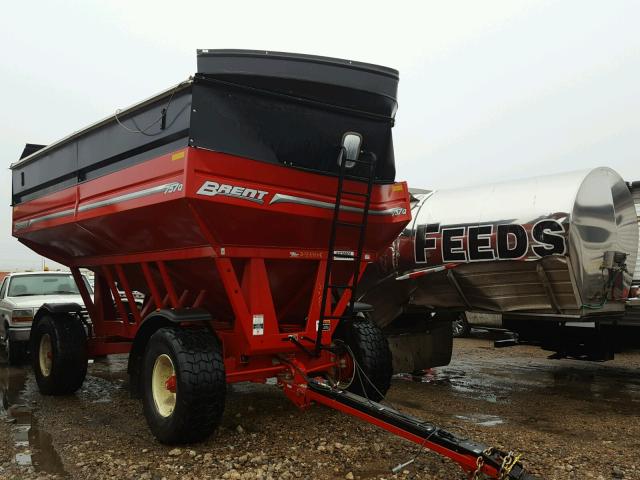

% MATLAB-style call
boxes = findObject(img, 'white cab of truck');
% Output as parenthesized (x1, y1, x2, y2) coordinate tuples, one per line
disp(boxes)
(0, 271, 91, 365)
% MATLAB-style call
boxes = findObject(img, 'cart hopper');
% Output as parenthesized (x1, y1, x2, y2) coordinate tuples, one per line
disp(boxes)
(12, 50, 409, 334)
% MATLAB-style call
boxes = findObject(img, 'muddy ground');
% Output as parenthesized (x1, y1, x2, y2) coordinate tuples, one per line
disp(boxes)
(1, 335, 639, 480)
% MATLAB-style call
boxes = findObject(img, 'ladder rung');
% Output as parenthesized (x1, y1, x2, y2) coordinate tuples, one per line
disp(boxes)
(341, 190, 369, 197)
(345, 158, 373, 165)
(343, 174, 373, 182)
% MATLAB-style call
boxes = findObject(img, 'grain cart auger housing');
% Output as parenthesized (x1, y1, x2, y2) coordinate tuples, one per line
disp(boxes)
(11, 50, 536, 479)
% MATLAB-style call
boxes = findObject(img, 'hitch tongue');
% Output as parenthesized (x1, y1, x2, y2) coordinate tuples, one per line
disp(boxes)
(304, 379, 539, 479)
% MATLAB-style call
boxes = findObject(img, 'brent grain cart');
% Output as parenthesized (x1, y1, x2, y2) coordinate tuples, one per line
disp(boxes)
(11, 50, 535, 479)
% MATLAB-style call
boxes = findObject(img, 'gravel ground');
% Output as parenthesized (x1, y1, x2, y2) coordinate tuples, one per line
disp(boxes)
(1, 336, 639, 480)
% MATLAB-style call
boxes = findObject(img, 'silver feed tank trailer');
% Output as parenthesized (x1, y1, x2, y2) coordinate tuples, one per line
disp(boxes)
(361, 168, 638, 371)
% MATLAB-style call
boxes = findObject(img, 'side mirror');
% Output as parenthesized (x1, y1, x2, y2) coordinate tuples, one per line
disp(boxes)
(339, 132, 363, 168)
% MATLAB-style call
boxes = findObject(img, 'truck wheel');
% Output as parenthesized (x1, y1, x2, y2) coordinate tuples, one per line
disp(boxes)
(333, 317, 392, 401)
(6, 337, 27, 366)
(452, 313, 470, 338)
(142, 327, 226, 444)
(32, 314, 88, 395)
(2, 323, 26, 366)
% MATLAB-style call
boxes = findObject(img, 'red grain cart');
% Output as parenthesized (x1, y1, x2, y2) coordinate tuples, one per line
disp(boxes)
(11, 50, 535, 479)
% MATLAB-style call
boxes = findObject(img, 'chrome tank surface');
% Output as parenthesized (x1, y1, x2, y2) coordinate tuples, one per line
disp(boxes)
(361, 168, 637, 327)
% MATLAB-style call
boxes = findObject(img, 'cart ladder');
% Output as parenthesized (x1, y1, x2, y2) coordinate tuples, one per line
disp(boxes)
(315, 150, 377, 353)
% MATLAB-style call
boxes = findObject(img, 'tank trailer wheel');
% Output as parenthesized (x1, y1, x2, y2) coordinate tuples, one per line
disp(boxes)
(142, 327, 226, 444)
(32, 314, 88, 395)
(452, 312, 471, 338)
(333, 317, 392, 402)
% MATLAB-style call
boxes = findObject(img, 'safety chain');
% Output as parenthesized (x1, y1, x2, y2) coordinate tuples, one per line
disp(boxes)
(470, 447, 494, 480)
(499, 451, 523, 479)
(471, 455, 485, 480)
(470, 447, 524, 480)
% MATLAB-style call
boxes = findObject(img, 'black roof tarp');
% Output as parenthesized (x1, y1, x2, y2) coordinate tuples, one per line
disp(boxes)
(12, 50, 399, 205)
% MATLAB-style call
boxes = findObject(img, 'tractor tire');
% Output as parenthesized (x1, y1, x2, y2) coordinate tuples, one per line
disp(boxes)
(334, 317, 392, 402)
(142, 327, 226, 444)
(32, 313, 88, 395)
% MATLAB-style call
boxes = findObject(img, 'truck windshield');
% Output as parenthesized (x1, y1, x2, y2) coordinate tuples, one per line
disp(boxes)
(8, 274, 81, 296)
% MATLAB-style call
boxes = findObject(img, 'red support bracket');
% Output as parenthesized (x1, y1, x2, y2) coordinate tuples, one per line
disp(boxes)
(114, 264, 141, 325)
(193, 289, 206, 308)
(240, 258, 278, 336)
(156, 261, 179, 308)
(214, 257, 251, 339)
(177, 290, 189, 308)
(141, 262, 163, 310)
(101, 265, 129, 324)
(330, 261, 369, 324)
(70, 266, 96, 321)
(306, 260, 327, 332)
(140, 299, 155, 320)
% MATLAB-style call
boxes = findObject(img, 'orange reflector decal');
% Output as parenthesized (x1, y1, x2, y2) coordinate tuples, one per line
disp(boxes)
(171, 151, 185, 161)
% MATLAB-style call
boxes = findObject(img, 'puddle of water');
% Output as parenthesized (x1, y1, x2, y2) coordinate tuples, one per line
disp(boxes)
(0, 358, 68, 476)
(454, 413, 504, 427)
(15, 452, 32, 466)
(396, 349, 640, 411)
(395, 369, 505, 404)
(394, 368, 466, 386)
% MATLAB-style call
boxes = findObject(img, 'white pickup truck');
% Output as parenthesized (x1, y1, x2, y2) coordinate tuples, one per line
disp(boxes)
(0, 271, 90, 365)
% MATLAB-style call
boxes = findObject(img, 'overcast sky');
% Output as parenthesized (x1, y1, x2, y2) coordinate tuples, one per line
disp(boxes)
(1, 0, 639, 270)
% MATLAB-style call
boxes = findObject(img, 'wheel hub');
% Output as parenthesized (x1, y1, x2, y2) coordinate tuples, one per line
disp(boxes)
(152, 354, 177, 417)
(328, 349, 356, 389)
(165, 374, 177, 393)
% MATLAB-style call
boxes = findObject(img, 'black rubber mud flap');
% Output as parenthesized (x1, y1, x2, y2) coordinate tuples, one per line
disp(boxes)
(142, 327, 226, 444)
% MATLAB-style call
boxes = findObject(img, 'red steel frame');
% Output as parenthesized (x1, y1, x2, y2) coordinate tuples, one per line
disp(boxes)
(68, 251, 506, 477)
(68, 244, 369, 382)
(67, 249, 507, 478)
(68, 250, 507, 478)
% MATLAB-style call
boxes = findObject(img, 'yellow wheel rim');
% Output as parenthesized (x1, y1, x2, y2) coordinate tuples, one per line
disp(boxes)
(39, 334, 53, 377)
(152, 354, 177, 417)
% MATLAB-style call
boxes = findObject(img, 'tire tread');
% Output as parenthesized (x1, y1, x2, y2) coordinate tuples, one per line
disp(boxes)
(144, 327, 225, 444)
(336, 318, 392, 401)
(32, 314, 87, 395)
